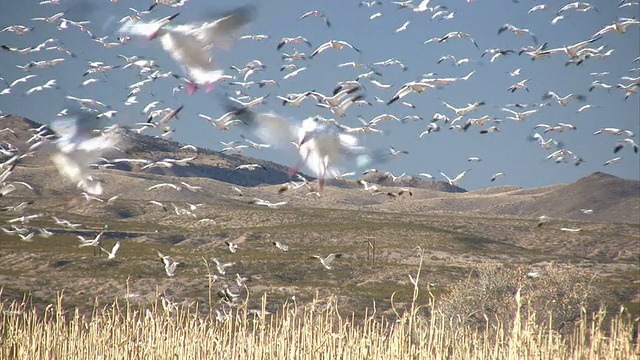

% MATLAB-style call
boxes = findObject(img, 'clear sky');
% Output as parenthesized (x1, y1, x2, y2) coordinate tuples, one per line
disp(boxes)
(0, 0, 638, 190)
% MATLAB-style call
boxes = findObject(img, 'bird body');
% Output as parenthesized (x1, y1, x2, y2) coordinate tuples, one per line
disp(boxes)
(119, 6, 255, 93)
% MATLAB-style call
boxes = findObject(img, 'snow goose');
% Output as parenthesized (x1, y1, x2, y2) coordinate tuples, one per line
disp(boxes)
(502, 107, 538, 121)
(498, 24, 538, 44)
(490, 172, 506, 182)
(557, 2, 598, 14)
(439, 169, 471, 187)
(226, 102, 386, 192)
(507, 79, 530, 92)
(311, 253, 341, 270)
(542, 91, 586, 106)
(46, 109, 121, 195)
(613, 138, 638, 154)
(119, 6, 256, 94)
(272, 241, 289, 252)
(428, 31, 479, 48)
(387, 81, 435, 105)
(603, 157, 623, 166)
(442, 101, 485, 117)
(593, 128, 634, 137)
(539, 36, 602, 58)
(158, 251, 179, 277)
(592, 18, 639, 37)
(277, 36, 312, 50)
(1, 25, 35, 35)
(100, 241, 120, 259)
(310, 40, 360, 58)
(300, 10, 331, 27)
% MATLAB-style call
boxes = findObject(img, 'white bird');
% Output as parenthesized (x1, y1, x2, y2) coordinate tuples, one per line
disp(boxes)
(613, 138, 638, 154)
(370, 79, 393, 89)
(439, 169, 471, 187)
(224, 240, 239, 253)
(158, 251, 179, 277)
(560, 227, 582, 233)
(310, 40, 360, 58)
(498, 23, 538, 44)
(250, 198, 288, 208)
(180, 181, 202, 192)
(557, 2, 598, 14)
(46, 110, 121, 195)
(235, 164, 265, 171)
(387, 81, 435, 105)
(277, 36, 312, 50)
(283, 67, 307, 80)
(442, 101, 486, 117)
(425, 31, 479, 48)
(148, 200, 168, 211)
(491, 172, 506, 182)
(119, 6, 256, 94)
(539, 36, 602, 59)
(78, 231, 105, 256)
(542, 91, 586, 106)
(299, 10, 331, 27)
(502, 108, 538, 121)
(18, 232, 35, 242)
(100, 241, 120, 259)
(528, 4, 550, 13)
(580, 208, 594, 215)
(272, 241, 289, 252)
(81, 192, 104, 203)
(147, 183, 181, 191)
(357, 179, 379, 192)
(592, 18, 640, 38)
(211, 257, 234, 275)
(603, 157, 623, 166)
(394, 21, 410, 33)
(311, 253, 341, 270)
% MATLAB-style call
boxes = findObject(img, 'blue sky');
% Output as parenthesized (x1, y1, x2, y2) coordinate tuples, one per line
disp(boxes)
(0, 0, 638, 190)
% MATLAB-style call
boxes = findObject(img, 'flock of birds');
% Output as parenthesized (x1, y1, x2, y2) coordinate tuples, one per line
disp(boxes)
(0, 1, 639, 306)
(0, 1, 638, 192)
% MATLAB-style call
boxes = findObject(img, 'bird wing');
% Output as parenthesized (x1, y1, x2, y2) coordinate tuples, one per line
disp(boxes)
(192, 5, 257, 50)
(222, 100, 298, 146)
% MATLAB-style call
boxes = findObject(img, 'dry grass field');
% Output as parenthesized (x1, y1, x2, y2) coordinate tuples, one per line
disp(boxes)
(1, 116, 639, 358)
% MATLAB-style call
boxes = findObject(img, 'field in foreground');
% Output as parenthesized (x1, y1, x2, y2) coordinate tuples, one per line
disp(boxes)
(1, 283, 638, 360)
(1, 116, 639, 358)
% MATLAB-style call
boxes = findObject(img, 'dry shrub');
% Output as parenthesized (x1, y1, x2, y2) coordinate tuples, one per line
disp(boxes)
(435, 263, 616, 333)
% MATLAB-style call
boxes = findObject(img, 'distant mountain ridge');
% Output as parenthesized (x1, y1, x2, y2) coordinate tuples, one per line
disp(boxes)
(1, 115, 466, 191)
(2, 115, 639, 224)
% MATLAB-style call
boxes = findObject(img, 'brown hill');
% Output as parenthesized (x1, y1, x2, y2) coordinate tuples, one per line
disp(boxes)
(1, 115, 292, 187)
(2, 115, 638, 223)
(515, 172, 640, 223)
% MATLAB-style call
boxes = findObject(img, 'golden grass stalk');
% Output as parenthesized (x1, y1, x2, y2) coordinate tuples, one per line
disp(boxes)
(0, 287, 638, 359)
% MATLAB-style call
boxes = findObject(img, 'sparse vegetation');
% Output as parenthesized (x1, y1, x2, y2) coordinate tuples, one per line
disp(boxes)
(0, 116, 638, 358)
(436, 263, 617, 334)
(1, 260, 637, 359)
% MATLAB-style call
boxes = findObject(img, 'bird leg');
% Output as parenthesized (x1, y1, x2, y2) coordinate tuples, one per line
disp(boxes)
(287, 164, 299, 177)
(318, 165, 326, 192)
(288, 155, 307, 177)
(204, 83, 215, 92)
(186, 83, 198, 95)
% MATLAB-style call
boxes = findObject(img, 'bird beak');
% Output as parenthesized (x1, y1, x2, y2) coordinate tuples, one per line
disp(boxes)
(299, 133, 311, 147)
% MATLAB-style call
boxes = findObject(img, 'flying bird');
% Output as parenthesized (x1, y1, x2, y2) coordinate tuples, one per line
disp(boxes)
(311, 253, 341, 270)
(310, 40, 360, 58)
(299, 10, 331, 27)
(119, 6, 256, 94)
